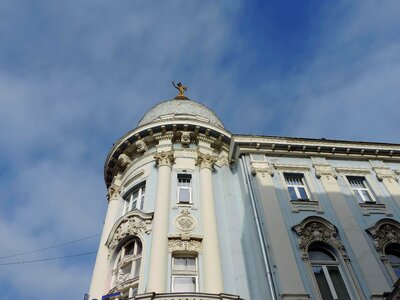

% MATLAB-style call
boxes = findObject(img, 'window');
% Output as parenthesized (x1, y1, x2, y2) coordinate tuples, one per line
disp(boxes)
(111, 238, 142, 296)
(123, 183, 145, 214)
(347, 176, 375, 203)
(284, 174, 309, 201)
(385, 244, 400, 278)
(309, 246, 351, 300)
(177, 174, 192, 204)
(171, 256, 198, 292)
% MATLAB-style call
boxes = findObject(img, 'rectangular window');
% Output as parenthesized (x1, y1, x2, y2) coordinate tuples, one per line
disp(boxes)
(123, 183, 146, 214)
(284, 174, 309, 201)
(177, 174, 192, 204)
(172, 256, 197, 292)
(347, 176, 375, 203)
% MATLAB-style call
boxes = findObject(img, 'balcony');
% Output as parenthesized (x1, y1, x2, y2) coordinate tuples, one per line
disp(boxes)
(134, 292, 243, 300)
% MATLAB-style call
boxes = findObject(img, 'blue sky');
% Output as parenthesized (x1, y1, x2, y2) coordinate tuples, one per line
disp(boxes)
(0, 1, 399, 299)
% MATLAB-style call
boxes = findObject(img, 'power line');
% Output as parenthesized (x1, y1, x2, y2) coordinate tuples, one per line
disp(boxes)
(0, 233, 100, 259)
(0, 251, 97, 266)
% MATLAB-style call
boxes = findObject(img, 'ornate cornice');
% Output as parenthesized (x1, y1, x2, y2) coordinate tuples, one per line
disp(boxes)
(373, 167, 398, 183)
(367, 219, 400, 251)
(168, 234, 203, 253)
(106, 211, 153, 250)
(313, 164, 338, 179)
(293, 217, 346, 259)
(154, 150, 174, 168)
(196, 152, 217, 170)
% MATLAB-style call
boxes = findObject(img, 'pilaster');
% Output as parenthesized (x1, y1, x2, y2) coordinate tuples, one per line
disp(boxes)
(372, 163, 400, 208)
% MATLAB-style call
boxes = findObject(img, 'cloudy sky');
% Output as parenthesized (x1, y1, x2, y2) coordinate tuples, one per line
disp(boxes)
(0, 1, 399, 299)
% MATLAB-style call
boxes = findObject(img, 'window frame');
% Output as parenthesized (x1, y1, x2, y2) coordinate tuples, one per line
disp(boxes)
(171, 255, 198, 292)
(122, 182, 146, 215)
(384, 243, 400, 280)
(346, 176, 376, 203)
(284, 173, 310, 201)
(309, 246, 352, 300)
(177, 173, 192, 205)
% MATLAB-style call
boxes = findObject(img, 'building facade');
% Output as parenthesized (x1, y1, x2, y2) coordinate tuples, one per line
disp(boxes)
(88, 92, 400, 300)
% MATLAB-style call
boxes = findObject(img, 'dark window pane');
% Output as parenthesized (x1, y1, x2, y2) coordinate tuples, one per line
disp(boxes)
(327, 266, 351, 300)
(288, 186, 298, 200)
(309, 249, 335, 262)
(312, 266, 334, 299)
(298, 187, 308, 200)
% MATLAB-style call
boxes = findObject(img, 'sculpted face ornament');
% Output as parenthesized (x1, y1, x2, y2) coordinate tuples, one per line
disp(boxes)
(135, 139, 147, 153)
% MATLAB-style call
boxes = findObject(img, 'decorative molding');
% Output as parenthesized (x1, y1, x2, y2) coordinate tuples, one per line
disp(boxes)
(154, 150, 174, 168)
(273, 163, 310, 173)
(122, 169, 145, 189)
(107, 183, 121, 201)
(290, 200, 324, 214)
(135, 139, 148, 153)
(106, 211, 153, 250)
(367, 219, 400, 251)
(313, 164, 338, 179)
(250, 162, 274, 177)
(175, 209, 197, 232)
(196, 152, 217, 170)
(168, 234, 203, 253)
(293, 217, 346, 259)
(335, 167, 371, 176)
(359, 202, 391, 216)
(373, 167, 398, 183)
(118, 153, 133, 169)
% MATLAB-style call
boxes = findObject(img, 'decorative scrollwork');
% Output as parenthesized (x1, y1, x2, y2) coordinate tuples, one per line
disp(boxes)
(154, 150, 174, 168)
(367, 219, 400, 251)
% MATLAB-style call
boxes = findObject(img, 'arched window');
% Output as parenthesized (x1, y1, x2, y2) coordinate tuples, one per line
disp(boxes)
(385, 244, 400, 278)
(111, 238, 142, 298)
(309, 245, 351, 300)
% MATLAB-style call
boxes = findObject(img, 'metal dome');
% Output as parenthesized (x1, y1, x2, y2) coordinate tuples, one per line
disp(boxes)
(137, 99, 224, 128)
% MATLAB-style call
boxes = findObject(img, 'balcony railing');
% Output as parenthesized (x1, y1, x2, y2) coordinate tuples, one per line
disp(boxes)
(133, 292, 243, 300)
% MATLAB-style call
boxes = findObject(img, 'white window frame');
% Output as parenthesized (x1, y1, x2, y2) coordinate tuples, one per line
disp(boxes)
(177, 174, 192, 205)
(309, 248, 352, 300)
(123, 183, 146, 214)
(284, 173, 310, 201)
(347, 176, 376, 203)
(171, 256, 198, 292)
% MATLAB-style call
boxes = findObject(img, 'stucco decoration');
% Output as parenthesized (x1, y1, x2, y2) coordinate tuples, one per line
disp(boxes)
(293, 217, 346, 259)
(137, 99, 224, 128)
(107, 184, 121, 201)
(373, 167, 398, 183)
(168, 234, 203, 253)
(107, 211, 153, 251)
(154, 150, 174, 168)
(175, 209, 196, 232)
(196, 152, 217, 170)
(313, 164, 338, 179)
(135, 139, 148, 153)
(367, 219, 400, 251)
(118, 153, 132, 169)
(251, 162, 274, 177)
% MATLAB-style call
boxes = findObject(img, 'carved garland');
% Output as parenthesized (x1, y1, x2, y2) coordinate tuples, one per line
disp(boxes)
(293, 217, 347, 260)
(168, 234, 203, 253)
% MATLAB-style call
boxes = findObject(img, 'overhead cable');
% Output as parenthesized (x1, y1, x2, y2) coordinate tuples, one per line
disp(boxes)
(0, 251, 97, 266)
(0, 233, 100, 259)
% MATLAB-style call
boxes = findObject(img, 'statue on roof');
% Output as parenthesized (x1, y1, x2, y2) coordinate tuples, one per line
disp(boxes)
(172, 81, 189, 100)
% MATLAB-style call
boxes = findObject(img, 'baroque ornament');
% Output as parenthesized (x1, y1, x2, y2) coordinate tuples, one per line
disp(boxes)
(154, 150, 174, 168)
(135, 139, 148, 153)
(367, 219, 400, 251)
(175, 209, 196, 232)
(293, 217, 346, 259)
(196, 152, 217, 170)
(118, 153, 133, 169)
(168, 235, 203, 252)
(108, 214, 152, 250)
(107, 184, 121, 201)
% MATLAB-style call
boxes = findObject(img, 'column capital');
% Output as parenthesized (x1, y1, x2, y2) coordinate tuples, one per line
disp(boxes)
(196, 152, 218, 170)
(107, 183, 121, 201)
(373, 167, 398, 183)
(154, 150, 174, 168)
(313, 163, 337, 179)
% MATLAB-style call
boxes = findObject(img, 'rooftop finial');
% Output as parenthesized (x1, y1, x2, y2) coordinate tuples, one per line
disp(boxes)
(172, 81, 189, 100)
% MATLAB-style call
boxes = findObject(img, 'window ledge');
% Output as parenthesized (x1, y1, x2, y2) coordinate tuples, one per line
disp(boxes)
(290, 200, 323, 214)
(359, 202, 392, 216)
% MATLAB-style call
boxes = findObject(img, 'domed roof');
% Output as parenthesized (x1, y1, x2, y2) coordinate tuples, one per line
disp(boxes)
(137, 99, 224, 128)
